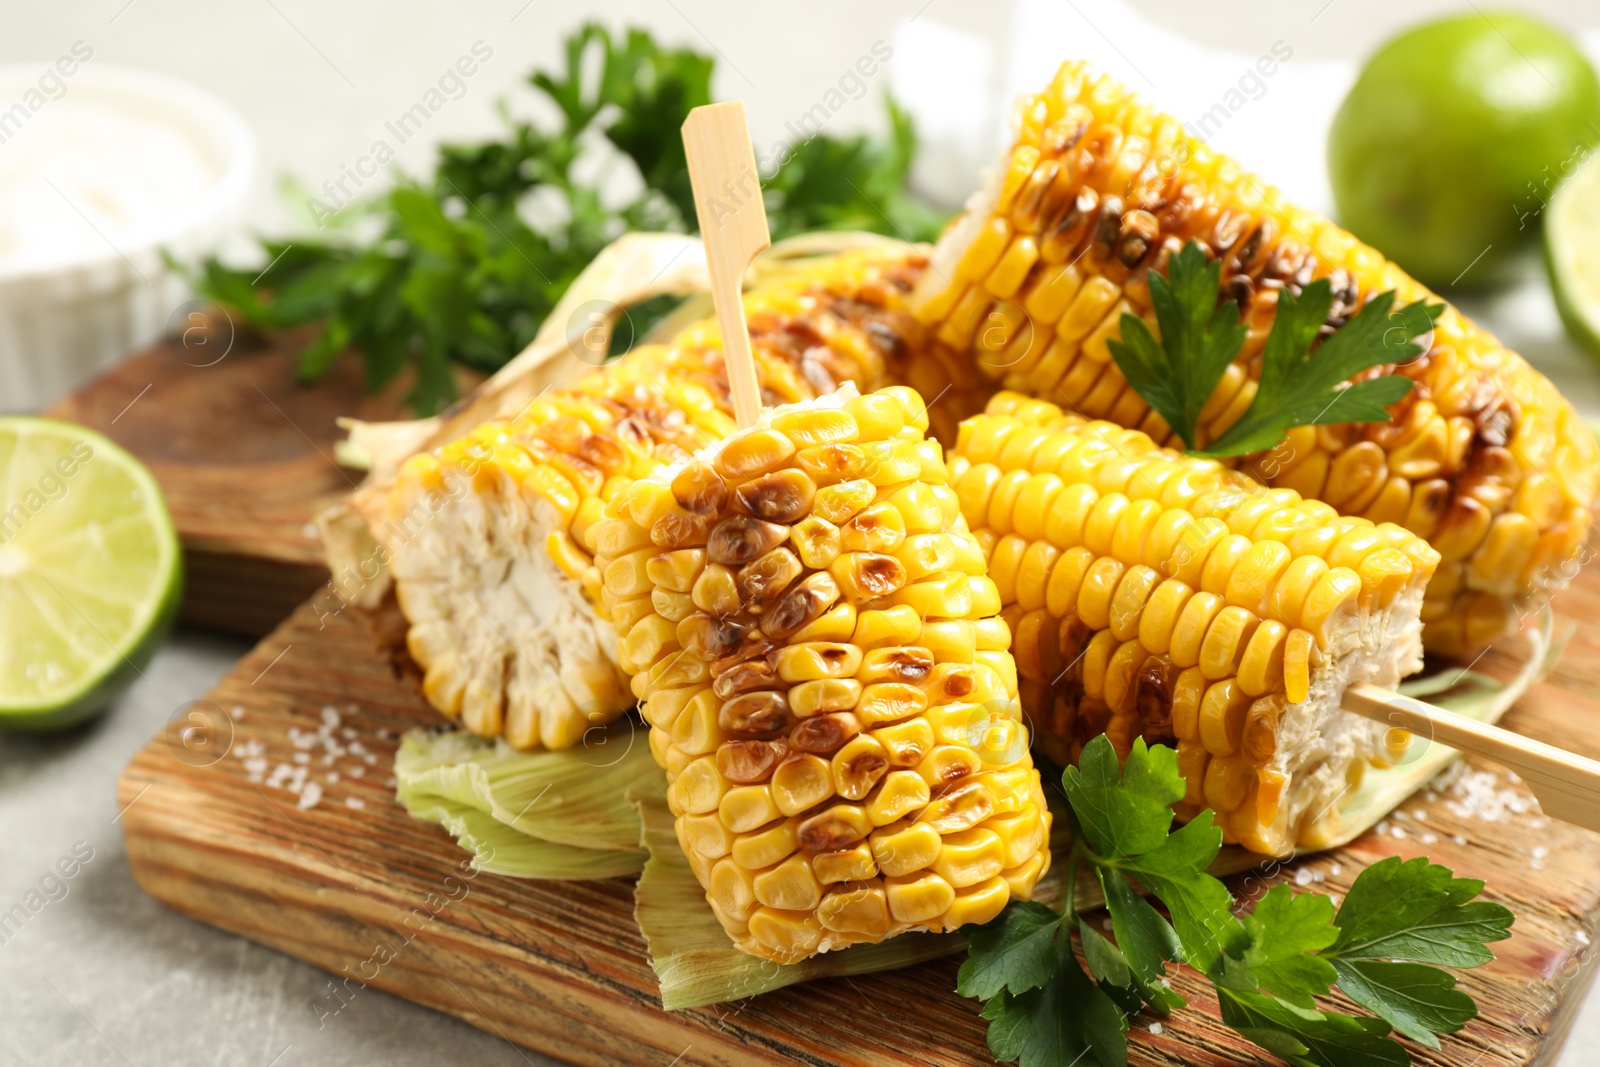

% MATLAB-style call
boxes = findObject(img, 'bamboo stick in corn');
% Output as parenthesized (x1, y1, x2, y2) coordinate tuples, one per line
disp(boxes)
(949, 394, 1439, 854)
(592, 385, 1052, 962)
(911, 60, 1597, 658)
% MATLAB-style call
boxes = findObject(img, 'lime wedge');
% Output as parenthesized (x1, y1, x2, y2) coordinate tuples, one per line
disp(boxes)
(1549, 149, 1600, 359)
(0, 418, 181, 730)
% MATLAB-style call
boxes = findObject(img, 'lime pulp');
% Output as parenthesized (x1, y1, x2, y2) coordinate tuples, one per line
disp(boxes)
(0, 418, 181, 730)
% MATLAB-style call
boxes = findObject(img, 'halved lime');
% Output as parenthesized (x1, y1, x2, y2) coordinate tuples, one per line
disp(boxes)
(0, 418, 181, 730)
(1548, 149, 1600, 359)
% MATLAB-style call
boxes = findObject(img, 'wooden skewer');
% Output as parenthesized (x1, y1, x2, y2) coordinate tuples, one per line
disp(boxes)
(682, 101, 771, 430)
(1344, 683, 1600, 834)
(679, 104, 1600, 838)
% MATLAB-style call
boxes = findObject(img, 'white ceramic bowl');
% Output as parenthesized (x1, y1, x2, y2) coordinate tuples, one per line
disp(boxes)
(0, 64, 255, 411)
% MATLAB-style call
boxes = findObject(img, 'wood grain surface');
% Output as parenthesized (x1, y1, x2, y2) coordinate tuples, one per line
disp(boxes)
(43, 317, 473, 636)
(117, 571, 1600, 1066)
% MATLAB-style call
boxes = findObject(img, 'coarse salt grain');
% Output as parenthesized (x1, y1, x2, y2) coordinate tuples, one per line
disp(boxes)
(349, 765, 365, 779)
(1452, 835, 1467, 846)
(293, 752, 309, 765)
(229, 705, 245, 720)
(1329, 862, 1342, 877)
(345, 797, 365, 810)
(1579, 930, 1591, 946)
(1422, 833, 1438, 845)
(298, 782, 323, 809)
(321, 706, 341, 729)
(1392, 827, 1408, 840)
(1149, 1022, 1163, 1036)
(326, 772, 339, 783)
(1294, 869, 1313, 886)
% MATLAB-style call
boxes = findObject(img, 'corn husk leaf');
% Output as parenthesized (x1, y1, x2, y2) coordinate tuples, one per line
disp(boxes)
(395, 719, 660, 878)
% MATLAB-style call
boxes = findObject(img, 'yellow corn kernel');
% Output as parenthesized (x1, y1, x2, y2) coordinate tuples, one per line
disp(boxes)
(1199, 606, 1260, 681)
(869, 821, 943, 877)
(1283, 629, 1313, 704)
(1137, 579, 1193, 655)
(1197, 678, 1251, 757)
(1298, 568, 1362, 649)
(1168, 591, 1224, 669)
(885, 872, 957, 924)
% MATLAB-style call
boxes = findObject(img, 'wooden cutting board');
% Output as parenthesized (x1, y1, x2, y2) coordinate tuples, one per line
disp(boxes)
(43, 318, 475, 637)
(117, 577, 1600, 1066)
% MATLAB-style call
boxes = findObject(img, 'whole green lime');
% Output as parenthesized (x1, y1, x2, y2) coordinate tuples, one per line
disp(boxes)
(1328, 11, 1600, 288)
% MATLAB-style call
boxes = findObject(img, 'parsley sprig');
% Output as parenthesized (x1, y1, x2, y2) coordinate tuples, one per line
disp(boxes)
(1107, 241, 1441, 457)
(958, 735, 1513, 1067)
(186, 25, 945, 414)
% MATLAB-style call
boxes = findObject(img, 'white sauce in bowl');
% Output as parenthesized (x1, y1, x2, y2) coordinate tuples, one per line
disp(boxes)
(0, 95, 222, 267)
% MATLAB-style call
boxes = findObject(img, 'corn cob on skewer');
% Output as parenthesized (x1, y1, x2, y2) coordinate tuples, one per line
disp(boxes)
(911, 60, 1598, 657)
(386, 248, 931, 749)
(593, 385, 1051, 962)
(950, 392, 1440, 853)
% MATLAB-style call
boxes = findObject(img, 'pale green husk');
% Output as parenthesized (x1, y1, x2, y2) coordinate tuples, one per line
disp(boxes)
(394, 719, 658, 878)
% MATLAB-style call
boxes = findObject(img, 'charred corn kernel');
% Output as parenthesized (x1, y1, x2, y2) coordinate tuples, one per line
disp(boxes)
(912, 60, 1591, 655)
(596, 387, 1050, 962)
(950, 399, 1436, 855)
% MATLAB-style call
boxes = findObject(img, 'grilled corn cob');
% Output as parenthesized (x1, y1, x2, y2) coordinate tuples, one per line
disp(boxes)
(912, 61, 1598, 657)
(386, 248, 929, 749)
(592, 385, 1051, 962)
(950, 392, 1440, 853)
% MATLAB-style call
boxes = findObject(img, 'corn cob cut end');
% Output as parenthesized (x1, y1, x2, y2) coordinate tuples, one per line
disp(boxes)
(595, 384, 1052, 962)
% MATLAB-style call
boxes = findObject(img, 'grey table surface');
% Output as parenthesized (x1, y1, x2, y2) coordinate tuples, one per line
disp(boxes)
(6, 1, 1600, 1065)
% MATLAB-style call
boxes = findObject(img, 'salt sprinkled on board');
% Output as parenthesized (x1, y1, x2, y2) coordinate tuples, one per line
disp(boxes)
(1436, 766, 1542, 823)
(1329, 862, 1342, 877)
(229, 705, 245, 721)
(298, 782, 323, 809)
(1578, 930, 1591, 946)
(321, 706, 341, 729)
(1532, 846, 1550, 871)
(1294, 869, 1314, 887)
(1148, 1022, 1163, 1036)
(345, 797, 365, 810)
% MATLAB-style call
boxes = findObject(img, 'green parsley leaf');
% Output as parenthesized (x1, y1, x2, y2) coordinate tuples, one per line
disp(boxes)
(1106, 242, 1246, 450)
(983, 936, 1129, 1067)
(1326, 856, 1514, 967)
(1329, 959, 1477, 1049)
(1217, 987, 1408, 1067)
(1114, 812, 1240, 974)
(1094, 871, 1185, 1014)
(1200, 284, 1440, 458)
(1106, 238, 1443, 459)
(1217, 885, 1338, 1007)
(1063, 736, 1184, 859)
(958, 900, 1064, 1000)
(960, 737, 1513, 1067)
(185, 23, 946, 414)
(1077, 917, 1150, 1016)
